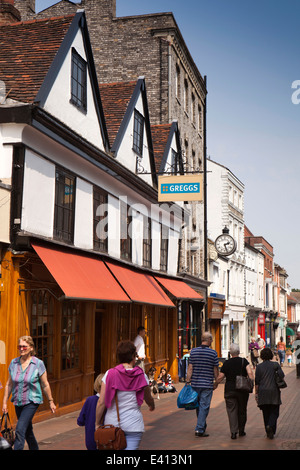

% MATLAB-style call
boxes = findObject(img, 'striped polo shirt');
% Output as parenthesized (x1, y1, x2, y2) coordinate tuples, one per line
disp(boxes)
(189, 345, 219, 389)
(9, 356, 46, 406)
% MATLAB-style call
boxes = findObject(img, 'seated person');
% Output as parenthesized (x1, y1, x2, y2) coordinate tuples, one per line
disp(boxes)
(157, 367, 176, 393)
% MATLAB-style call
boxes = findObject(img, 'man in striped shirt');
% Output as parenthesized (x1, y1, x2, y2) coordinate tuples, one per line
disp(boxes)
(186, 332, 220, 437)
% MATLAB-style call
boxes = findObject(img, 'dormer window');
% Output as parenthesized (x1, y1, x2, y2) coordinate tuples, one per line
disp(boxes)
(70, 48, 87, 112)
(133, 110, 144, 156)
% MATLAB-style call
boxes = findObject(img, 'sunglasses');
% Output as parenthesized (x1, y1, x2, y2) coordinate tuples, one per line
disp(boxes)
(18, 345, 29, 350)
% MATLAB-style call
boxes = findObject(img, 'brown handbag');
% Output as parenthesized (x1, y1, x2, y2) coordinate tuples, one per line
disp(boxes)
(94, 394, 127, 450)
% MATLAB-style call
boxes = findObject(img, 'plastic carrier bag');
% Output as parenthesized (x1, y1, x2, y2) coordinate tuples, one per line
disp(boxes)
(177, 384, 199, 410)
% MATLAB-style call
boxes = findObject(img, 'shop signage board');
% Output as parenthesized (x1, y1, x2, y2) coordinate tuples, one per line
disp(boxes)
(158, 174, 203, 202)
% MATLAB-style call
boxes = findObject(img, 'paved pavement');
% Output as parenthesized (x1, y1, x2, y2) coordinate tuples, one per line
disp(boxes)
(25, 364, 300, 452)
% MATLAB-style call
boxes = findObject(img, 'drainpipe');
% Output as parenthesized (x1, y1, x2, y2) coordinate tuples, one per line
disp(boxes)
(204, 75, 208, 330)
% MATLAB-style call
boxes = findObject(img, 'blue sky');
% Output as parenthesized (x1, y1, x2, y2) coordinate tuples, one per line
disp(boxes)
(38, 1, 300, 288)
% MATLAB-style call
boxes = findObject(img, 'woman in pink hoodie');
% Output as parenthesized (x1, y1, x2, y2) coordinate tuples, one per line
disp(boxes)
(95, 340, 155, 450)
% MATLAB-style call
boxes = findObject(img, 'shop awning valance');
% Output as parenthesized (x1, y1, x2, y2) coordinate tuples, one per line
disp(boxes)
(32, 243, 131, 302)
(286, 327, 295, 336)
(105, 262, 175, 307)
(154, 276, 204, 300)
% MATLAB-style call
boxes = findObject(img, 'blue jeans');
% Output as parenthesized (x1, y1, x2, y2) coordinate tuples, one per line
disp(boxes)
(278, 350, 285, 365)
(14, 403, 39, 450)
(192, 388, 213, 433)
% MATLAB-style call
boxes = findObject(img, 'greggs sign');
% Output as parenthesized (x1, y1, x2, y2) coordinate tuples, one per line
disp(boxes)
(158, 174, 203, 202)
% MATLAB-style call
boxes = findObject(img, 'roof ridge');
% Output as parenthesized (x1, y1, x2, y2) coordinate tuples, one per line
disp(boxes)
(99, 80, 137, 87)
(0, 13, 75, 27)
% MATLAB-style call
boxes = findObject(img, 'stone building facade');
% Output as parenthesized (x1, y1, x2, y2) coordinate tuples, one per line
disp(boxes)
(16, 0, 208, 285)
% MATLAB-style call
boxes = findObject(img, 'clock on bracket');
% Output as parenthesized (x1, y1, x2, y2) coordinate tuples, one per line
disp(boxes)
(214, 227, 236, 256)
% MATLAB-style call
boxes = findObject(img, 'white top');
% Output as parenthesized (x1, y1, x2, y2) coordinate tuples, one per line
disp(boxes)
(102, 369, 149, 433)
(134, 334, 145, 359)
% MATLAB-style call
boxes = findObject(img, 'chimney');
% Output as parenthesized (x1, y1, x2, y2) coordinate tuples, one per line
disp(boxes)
(0, 0, 21, 25)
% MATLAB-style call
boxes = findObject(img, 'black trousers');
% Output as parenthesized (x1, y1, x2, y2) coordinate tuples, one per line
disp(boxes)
(224, 391, 249, 434)
(260, 404, 280, 434)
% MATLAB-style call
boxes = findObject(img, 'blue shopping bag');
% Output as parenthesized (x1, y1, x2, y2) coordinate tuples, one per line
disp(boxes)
(177, 384, 199, 410)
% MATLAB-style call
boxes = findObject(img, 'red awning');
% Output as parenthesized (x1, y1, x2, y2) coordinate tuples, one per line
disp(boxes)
(32, 244, 130, 302)
(154, 277, 204, 300)
(105, 262, 175, 307)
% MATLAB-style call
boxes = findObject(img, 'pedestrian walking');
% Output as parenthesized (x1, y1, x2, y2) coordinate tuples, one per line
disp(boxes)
(95, 340, 155, 450)
(276, 337, 286, 367)
(291, 332, 300, 378)
(77, 373, 104, 450)
(249, 338, 259, 368)
(185, 332, 219, 437)
(2, 335, 56, 450)
(286, 348, 292, 367)
(255, 347, 285, 439)
(134, 326, 146, 371)
(216, 344, 254, 439)
(257, 335, 266, 350)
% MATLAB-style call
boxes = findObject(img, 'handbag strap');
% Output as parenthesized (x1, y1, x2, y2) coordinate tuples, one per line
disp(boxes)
(115, 393, 121, 427)
(1, 413, 12, 430)
(240, 357, 244, 375)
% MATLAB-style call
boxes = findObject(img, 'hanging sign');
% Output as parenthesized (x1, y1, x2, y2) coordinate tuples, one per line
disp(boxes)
(158, 174, 203, 202)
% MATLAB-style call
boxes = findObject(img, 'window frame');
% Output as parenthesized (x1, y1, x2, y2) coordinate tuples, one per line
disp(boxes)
(160, 224, 169, 272)
(53, 166, 76, 244)
(30, 290, 55, 376)
(120, 201, 132, 261)
(70, 48, 87, 113)
(133, 109, 144, 157)
(143, 215, 152, 268)
(61, 301, 81, 372)
(93, 186, 108, 253)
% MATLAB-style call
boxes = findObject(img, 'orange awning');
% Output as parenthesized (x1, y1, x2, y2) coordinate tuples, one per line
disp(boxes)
(105, 262, 175, 307)
(154, 276, 204, 300)
(32, 244, 130, 302)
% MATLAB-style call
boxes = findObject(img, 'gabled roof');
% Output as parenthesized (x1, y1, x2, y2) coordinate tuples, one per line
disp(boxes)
(99, 77, 157, 186)
(0, 15, 75, 103)
(99, 80, 137, 148)
(0, 11, 109, 150)
(151, 121, 183, 174)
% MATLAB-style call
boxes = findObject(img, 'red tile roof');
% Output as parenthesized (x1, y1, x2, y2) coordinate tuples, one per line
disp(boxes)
(99, 81, 137, 146)
(151, 123, 172, 171)
(0, 15, 74, 103)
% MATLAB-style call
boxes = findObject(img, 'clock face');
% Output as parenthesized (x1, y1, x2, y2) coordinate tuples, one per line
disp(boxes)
(214, 234, 236, 256)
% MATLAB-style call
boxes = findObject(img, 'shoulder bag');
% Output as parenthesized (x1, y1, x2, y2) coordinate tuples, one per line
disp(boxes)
(252, 348, 259, 358)
(94, 393, 127, 450)
(235, 358, 253, 393)
(0, 413, 15, 447)
(274, 364, 287, 389)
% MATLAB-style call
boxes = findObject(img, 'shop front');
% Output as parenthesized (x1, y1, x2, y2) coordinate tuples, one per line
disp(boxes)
(0, 242, 184, 422)
(207, 295, 226, 357)
(259, 311, 278, 348)
(177, 300, 204, 381)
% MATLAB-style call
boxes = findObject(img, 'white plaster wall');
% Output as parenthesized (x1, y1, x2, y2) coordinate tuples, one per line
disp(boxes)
(207, 160, 223, 240)
(22, 149, 55, 238)
(43, 29, 105, 151)
(107, 194, 120, 259)
(74, 178, 93, 250)
(115, 94, 153, 186)
(151, 220, 161, 271)
(18, 126, 181, 275)
(168, 229, 179, 275)
(130, 208, 144, 265)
